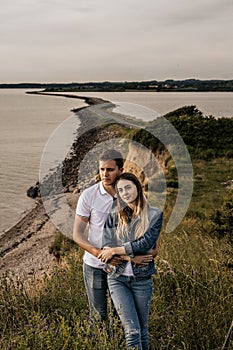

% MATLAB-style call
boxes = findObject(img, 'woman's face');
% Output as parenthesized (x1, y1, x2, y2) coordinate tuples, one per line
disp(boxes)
(117, 179, 138, 206)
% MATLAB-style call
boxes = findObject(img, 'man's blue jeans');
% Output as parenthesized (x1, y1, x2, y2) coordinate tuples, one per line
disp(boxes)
(83, 263, 108, 322)
(108, 275, 154, 350)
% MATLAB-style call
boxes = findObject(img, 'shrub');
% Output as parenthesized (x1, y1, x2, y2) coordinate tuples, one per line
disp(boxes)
(211, 191, 233, 242)
(49, 231, 77, 262)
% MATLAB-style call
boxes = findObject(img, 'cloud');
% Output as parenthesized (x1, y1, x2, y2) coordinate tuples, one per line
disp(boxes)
(0, 0, 232, 82)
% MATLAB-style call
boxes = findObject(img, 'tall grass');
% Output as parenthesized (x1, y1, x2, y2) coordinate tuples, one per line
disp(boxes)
(0, 159, 232, 349)
(0, 252, 126, 350)
(150, 233, 232, 349)
(0, 232, 231, 349)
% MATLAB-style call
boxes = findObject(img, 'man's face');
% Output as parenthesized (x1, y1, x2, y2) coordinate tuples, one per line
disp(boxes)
(99, 159, 123, 188)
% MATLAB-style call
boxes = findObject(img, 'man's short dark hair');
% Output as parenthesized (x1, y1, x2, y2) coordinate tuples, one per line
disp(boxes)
(99, 149, 124, 169)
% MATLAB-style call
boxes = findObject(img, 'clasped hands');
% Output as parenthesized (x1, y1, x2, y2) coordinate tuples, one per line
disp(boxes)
(98, 247, 115, 263)
(98, 247, 153, 266)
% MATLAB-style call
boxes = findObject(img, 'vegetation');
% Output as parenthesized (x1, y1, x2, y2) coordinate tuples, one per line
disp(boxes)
(125, 105, 233, 162)
(163, 106, 233, 159)
(0, 106, 232, 349)
(1, 78, 233, 91)
(0, 199, 232, 349)
(211, 190, 233, 244)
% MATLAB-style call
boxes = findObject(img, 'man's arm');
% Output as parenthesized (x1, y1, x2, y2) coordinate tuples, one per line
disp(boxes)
(73, 215, 101, 258)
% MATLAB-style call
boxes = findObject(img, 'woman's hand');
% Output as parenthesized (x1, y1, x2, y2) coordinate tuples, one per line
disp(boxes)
(98, 248, 115, 263)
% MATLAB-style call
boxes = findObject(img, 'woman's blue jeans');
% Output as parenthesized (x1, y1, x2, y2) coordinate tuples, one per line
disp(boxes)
(108, 275, 154, 350)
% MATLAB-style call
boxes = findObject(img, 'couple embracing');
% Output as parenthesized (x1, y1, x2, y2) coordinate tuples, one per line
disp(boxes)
(73, 149, 163, 350)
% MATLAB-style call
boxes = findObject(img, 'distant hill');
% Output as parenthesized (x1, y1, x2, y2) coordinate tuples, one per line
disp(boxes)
(1, 79, 233, 91)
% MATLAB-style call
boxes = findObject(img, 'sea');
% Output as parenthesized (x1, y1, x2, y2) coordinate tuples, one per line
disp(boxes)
(0, 89, 233, 236)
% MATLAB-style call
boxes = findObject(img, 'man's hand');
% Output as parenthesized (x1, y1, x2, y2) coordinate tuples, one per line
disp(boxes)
(131, 237, 160, 266)
(109, 256, 124, 266)
(131, 254, 153, 266)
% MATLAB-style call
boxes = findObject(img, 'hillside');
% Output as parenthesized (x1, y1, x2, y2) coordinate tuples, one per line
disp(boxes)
(0, 101, 232, 349)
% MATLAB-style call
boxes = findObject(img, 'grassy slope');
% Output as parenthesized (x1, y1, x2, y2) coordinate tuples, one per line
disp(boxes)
(0, 107, 232, 350)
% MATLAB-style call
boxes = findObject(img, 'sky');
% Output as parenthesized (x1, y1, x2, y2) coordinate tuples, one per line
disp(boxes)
(1, 0, 233, 83)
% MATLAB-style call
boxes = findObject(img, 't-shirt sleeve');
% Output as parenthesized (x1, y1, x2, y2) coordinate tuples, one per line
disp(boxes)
(75, 191, 91, 218)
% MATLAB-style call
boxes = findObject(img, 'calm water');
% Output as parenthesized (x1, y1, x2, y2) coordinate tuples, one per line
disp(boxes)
(1, 89, 233, 235)
(76, 91, 233, 118)
(0, 89, 85, 235)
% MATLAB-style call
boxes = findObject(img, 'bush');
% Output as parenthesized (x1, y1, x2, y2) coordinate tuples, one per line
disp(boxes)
(211, 191, 233, 242)
(49, 231, 77, 262)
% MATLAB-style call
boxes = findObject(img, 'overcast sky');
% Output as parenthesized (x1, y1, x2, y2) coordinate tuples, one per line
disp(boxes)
(1, 0, 233, 83)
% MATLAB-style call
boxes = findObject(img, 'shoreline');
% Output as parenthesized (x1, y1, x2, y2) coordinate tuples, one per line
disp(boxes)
(26, 90, 109, 107)
(0, 92, 111, 280)
(1, 91, 109, 235)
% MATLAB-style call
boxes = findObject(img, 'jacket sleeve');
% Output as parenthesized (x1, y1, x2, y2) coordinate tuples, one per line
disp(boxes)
(124, 211, 163, 257)
(102, 212, 118, 248)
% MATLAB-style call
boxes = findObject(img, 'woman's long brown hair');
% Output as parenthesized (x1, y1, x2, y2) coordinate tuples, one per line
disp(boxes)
(115, 172, 149, 240)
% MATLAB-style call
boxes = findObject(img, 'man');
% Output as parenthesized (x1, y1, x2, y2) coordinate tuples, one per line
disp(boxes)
(73, 149, 124, 322)
(73, 149, 160, 322)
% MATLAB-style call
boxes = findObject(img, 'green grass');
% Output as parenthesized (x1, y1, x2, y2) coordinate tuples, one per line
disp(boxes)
(0, 158, 232, 349)
(192, 158, 233, 209)
(0, 232, 231, 349)
(151, 233, 232, 349)
(0, 252, 126, 350)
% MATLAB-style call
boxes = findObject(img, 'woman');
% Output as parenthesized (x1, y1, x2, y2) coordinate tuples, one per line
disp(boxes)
(98, 172, 163, 350)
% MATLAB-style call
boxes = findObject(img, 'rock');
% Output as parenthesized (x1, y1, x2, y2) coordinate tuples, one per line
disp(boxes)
(27, 182, 40, 198)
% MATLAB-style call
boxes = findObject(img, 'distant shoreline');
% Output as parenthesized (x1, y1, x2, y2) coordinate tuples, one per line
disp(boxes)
(1, 78, 233, 92)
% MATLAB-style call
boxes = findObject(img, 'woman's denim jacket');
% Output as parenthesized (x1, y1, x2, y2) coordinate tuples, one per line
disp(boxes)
(102, 206, 163, 278)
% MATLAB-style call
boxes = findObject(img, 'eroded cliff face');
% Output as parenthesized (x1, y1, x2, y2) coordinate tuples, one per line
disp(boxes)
(124, 141, 168, 188)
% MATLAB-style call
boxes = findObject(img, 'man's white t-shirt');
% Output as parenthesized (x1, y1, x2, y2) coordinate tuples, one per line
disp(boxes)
(75, 181, 114, 269)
